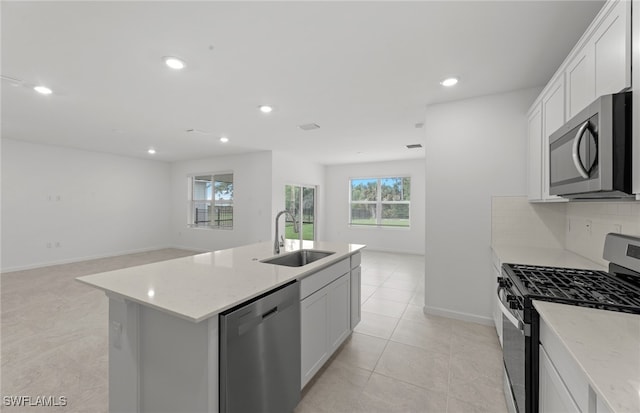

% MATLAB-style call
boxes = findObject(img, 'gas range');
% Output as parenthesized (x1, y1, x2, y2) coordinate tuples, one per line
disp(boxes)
(502, 262, 640, 314)
(497, 233, 640, 413)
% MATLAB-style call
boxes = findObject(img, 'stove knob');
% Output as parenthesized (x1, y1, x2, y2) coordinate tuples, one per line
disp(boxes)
(506, 294, 516, 302)
(509, 301, 519, 310)
(497, 277, 509, 288)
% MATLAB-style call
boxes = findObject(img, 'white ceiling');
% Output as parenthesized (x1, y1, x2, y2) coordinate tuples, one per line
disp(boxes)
(1, 1, 604, 165)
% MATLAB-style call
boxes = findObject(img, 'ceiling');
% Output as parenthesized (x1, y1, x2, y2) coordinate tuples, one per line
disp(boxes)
(1, 1, 604, 165)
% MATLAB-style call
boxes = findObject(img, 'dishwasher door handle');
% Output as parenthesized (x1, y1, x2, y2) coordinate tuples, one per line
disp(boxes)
(262, 306, 278, 320)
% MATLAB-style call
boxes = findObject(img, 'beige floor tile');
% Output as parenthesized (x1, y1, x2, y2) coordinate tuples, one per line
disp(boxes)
(447, 395, 508, 413)
(449, 354, 503, 387)
(360, 285, 377, 303)
(409, 291, 426, 306)
(333, 332, 388, 371)
(374, 341, 450, 393)
(297, 360, 371, 413)
(369, 287, 414, 303)
(390, 319, 451, 355)
(359, 372, 448, 413)
(353, 311, 400, 339)
(450, 333, 502, 365)
(448, 376, 509, 413)
(380, 277, 418, 292)
(361, 297, 408, 318)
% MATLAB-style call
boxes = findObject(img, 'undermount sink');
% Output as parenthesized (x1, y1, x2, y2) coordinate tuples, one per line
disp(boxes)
(261, 249, 335, 267)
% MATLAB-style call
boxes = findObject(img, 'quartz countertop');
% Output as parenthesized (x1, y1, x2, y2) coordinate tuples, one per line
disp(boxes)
(491, 245, 606, 271)
(77, 240, 365, 323)
(534, 301, 640, 413)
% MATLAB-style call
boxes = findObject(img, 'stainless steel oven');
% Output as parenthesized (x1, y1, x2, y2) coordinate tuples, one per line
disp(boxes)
(549, 91, 632, 199)
(497, 275, 538, 413)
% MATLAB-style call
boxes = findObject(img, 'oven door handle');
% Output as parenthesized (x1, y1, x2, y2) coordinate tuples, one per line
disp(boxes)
(496, 286, 525, 333)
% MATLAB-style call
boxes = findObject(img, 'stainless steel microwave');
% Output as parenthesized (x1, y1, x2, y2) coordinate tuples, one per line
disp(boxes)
(549, 91, 632, 199)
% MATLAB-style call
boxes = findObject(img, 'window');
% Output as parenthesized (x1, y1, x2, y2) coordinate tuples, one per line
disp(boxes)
(189, 173, 233, 229)
(350, 177, 410, 227)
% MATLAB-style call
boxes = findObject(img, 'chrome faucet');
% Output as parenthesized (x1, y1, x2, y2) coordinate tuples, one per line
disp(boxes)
(274, 210, 299, 254)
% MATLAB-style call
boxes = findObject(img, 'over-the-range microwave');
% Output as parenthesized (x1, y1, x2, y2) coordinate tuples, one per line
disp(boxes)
(549, 91, 633, 199)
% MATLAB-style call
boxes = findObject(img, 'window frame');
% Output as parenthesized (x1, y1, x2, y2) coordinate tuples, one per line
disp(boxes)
(187, 171, 234, 230)
(349, 176, 411, 228)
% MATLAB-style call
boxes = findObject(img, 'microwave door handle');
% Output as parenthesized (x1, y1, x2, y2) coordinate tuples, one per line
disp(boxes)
(572, 121, 591, 179)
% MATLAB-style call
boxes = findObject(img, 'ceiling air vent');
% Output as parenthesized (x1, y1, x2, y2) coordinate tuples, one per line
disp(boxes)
(298, 123, 320, 131)
(406, 144, 423, 149)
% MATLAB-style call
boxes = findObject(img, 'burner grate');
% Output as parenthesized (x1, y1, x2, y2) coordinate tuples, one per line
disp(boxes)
(508, 264, 640, 311)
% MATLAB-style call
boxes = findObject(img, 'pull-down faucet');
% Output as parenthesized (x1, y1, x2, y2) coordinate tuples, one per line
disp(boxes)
(274, 210, 299, 254)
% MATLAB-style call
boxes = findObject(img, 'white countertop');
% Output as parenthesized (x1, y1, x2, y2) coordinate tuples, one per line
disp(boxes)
(534, 301, 640, 413)
(491, 245, 606, 271)
(77, 240, 365, 323)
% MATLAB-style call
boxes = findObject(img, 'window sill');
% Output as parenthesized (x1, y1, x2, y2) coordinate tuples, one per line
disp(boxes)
(187, 225, 233, 231)
(348, 224, 411, 230)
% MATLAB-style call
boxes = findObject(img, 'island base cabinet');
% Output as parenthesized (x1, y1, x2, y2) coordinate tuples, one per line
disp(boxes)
(108, 295, 219, 413)
(300, 273, 351, 388)
(350, 266, 361, 329)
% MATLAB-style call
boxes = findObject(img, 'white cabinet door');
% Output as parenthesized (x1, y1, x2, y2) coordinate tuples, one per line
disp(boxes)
(527, 103, 543, 201)
(539, 345, 581, 413)
(301, 288, 329, 388)
(541, 77, 567, 202)
(327, 274, 351, 352)
(350, 266, 361, 329)
(593, 0, 630, 97)
(566, 48, 595, 119)
(300, 273, 351, 388)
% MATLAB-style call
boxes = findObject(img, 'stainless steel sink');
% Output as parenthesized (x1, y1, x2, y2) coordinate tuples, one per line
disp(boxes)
(261, 250, 335, 267)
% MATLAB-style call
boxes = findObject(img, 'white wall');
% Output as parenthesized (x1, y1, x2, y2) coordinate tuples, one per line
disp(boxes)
(1, 139, 172, 271)
(271, 151, 326, 242)
(324, 159, 425, 254)
(424, 88, 540, 324)
(169, 151, 273, 252)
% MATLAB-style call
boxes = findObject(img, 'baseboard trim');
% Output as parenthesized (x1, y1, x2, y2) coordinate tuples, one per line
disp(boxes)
(423, 305, 493, 326)
(1, 245, 177, 274)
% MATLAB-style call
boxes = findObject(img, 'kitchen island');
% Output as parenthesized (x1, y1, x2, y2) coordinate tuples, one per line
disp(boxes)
(77, 240, 365, 413)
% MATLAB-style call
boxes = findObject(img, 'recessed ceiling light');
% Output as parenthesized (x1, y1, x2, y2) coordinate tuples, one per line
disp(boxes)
(164, 56, 186, 70)
(34, 85, 52, 95)
(299, 123, 320, 131)
(440, 77, 459, 87)
(258, 105, 273, 113)
(220, 137, 229, 143)
(148, 148, 156, 155)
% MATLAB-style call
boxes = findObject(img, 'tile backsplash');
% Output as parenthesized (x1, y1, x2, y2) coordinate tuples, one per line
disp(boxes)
(492, 197, 640, 266)
(491, 197, 566, 249)
(565, 201, 640, 266)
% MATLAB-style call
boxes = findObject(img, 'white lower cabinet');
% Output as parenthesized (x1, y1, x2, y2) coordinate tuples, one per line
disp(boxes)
(350, 266, 361, 329)
(300, 272, 351, 388)
(539, 345, 581, 413)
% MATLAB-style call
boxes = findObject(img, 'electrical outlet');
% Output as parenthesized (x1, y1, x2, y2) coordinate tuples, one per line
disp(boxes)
(46, 242, 52, 248)
(613, 224, 622, 233)
(586, 220, 592, 235)
(55, 242, 61, 248)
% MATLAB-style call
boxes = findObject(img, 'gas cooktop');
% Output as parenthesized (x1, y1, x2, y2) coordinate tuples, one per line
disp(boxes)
(503, 263, 640, 314)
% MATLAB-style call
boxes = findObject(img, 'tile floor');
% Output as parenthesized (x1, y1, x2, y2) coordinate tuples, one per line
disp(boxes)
(1, 249, 507, 413)
(295, 250, 508, 413)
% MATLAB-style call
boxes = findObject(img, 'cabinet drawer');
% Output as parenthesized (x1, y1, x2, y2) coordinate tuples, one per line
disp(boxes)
(300, 258, 350, 300)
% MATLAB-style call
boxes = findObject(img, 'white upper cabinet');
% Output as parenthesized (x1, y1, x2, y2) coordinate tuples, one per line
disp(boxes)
(593, 0, 631, 97)
(566, 47, 595, 118)
(527, 0, 631, 202)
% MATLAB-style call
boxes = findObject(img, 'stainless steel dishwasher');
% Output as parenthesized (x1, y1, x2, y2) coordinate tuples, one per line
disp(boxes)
(219, 280, 301, 413)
